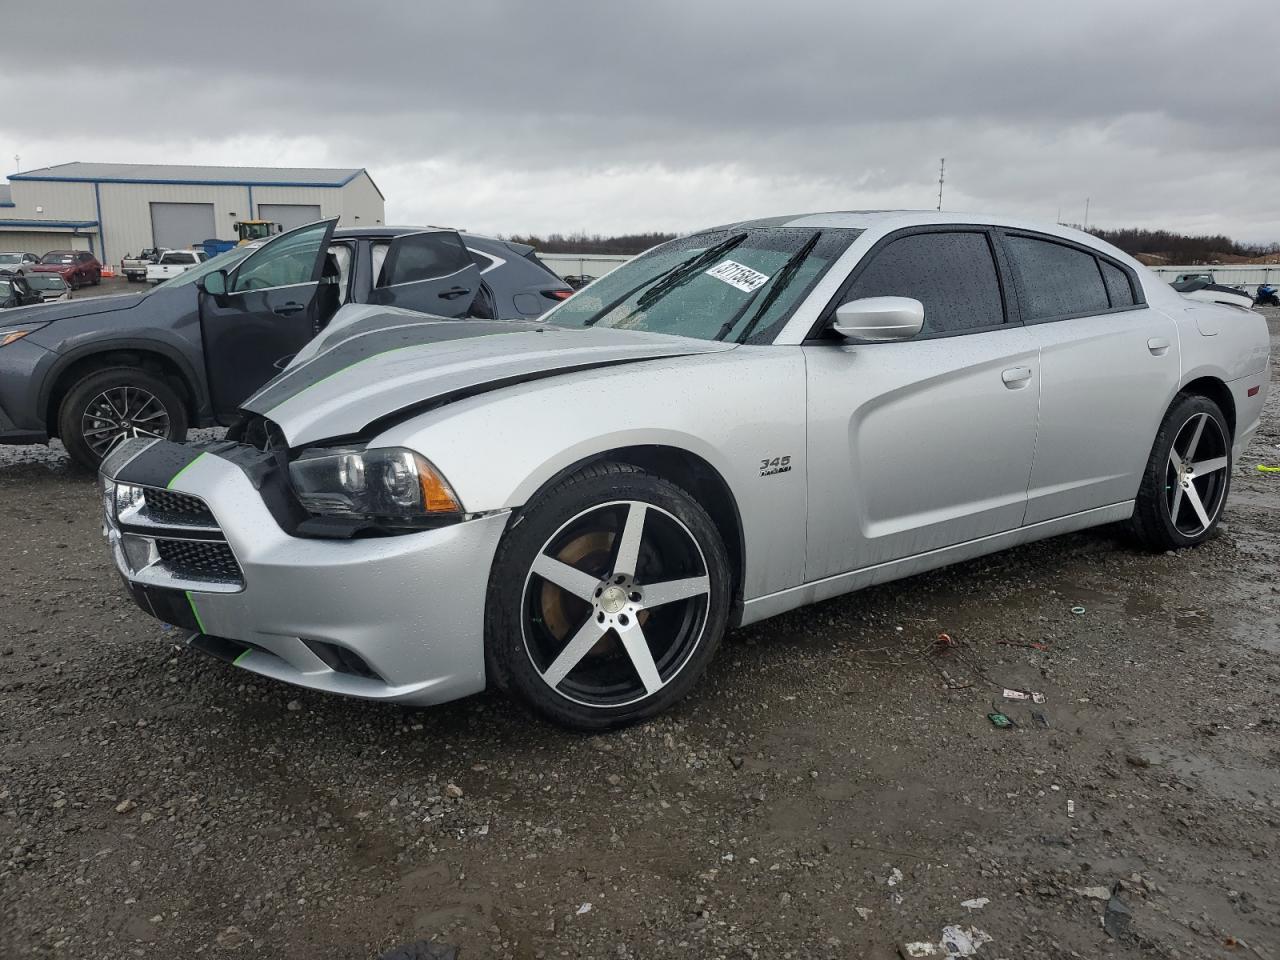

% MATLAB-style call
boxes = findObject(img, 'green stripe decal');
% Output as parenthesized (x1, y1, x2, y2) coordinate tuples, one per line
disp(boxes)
(232, 649, 252, 667)
(167, 452, 206, 490)
(185, 591, 207, 633)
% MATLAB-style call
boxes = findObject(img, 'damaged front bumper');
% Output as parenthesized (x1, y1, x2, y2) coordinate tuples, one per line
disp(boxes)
(100, 437, 509, 706)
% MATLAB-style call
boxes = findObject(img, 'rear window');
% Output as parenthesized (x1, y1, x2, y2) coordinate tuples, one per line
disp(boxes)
(41, 252, 76, 264)
(1004, 235, 1109, 321)
(378, 233, 473, 286)
(160, 252, 197, 265)
(524, 250, 561, 280)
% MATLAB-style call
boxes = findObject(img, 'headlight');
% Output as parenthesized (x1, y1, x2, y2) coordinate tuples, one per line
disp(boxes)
(288, 446, 462, 528)
(101, 479, 146, 521)
(0, 323, 49, 347)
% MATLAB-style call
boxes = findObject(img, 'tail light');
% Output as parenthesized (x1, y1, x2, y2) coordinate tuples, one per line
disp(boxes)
(541, 288, 573, 301)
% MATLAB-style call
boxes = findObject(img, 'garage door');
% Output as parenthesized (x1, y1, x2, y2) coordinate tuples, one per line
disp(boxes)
(150, 202, 216, 250)
(257, 204, 323, 232)
(0, 230, 91, 257)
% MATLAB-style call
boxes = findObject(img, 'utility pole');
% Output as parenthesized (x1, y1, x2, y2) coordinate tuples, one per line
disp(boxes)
(937, 158, 945, 211)
(1083, 197, 1090, 230)
(13, 155, 19, 173)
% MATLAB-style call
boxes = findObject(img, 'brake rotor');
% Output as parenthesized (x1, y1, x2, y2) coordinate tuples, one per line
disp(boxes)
(539, 529, 651, 644)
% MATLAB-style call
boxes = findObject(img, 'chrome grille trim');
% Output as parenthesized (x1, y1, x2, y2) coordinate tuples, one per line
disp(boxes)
(103, 481, 245, 592)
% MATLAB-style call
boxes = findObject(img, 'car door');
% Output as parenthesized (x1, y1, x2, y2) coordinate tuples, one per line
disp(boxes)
(365, 230, 483, 317)
(199, 218, 338, 418)
(999, 231, 1181, 523)
(803, 227, 1041, 580)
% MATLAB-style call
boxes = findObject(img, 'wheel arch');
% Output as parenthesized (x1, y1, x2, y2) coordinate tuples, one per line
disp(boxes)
(43, 344, 203, 439)
(513, 444, 748, 622)
(1178, 375, 1236, 438)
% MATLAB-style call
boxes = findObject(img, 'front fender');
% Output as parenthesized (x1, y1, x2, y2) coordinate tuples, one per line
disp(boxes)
(372, 348, 809, 602)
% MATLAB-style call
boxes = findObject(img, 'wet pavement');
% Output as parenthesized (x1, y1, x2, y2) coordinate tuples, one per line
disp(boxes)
(1, 310, 1277, 959)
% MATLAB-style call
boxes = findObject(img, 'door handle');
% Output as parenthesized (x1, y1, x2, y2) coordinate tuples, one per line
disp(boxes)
(1001, 366, 1033, 388)
(273, 302, 305, 316)
(438, 286, 472, 300)
(1147, 337, 1171, 356)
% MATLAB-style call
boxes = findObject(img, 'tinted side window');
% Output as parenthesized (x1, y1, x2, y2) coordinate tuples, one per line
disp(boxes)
(1005, 236, 1109, 320)
(1099, 259, 1135, 307)
(845, 231, 1003, 335)
(380, 233, 473, 287)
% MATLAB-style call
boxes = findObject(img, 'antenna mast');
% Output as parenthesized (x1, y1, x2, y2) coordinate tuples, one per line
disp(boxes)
(937, 158, 945, 211)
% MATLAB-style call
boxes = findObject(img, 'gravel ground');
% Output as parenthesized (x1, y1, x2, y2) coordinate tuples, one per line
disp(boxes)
(2, 311, 1277, 960)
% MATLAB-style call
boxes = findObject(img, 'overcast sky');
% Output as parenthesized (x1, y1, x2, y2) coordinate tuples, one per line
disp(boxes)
(3, 1, 1277, 242)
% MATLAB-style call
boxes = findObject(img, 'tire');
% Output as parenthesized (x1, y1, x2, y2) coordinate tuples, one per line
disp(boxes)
(91, 272, 101, 286)
(57, 366, 189, 471)
(485, 462, 732, 730)
(1130, 392, 1232, 550)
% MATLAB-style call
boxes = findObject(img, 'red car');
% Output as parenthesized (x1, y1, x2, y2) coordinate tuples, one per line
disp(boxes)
(30, 250, 102, 289)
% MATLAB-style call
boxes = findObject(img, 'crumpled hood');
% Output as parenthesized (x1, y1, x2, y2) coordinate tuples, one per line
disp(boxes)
(0, 291, 151, 327)
(242, 313, 736, 447)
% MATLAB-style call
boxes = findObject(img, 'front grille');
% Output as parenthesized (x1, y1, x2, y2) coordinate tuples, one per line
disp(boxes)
(143, 489, 216, 526)
(155, 538, 242, 582)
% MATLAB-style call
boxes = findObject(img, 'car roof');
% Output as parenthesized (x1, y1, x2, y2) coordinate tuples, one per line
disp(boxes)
(332, 225, 459, 239)
(698, 210, 1127, 257)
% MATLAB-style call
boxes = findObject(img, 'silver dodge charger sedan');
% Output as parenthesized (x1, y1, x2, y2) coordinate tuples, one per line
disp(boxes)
(99, 211, 1271, 729)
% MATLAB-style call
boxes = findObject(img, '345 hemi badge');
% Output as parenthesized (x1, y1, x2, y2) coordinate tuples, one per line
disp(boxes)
(759, 456, 792, 477)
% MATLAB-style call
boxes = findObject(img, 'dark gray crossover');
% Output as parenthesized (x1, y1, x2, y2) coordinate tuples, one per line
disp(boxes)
(0, 221, 570, 468)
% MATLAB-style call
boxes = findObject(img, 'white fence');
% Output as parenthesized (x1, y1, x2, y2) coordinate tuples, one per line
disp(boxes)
(537, 253, 631, 281)
(1147, 264, 1279, 286)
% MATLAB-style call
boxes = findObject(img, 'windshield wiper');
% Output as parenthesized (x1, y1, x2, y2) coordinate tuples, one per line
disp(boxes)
(713, 231, 821, 343)
(582, 232, 748, 327)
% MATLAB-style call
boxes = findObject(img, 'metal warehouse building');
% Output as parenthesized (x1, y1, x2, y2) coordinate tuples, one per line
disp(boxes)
(0, 162, 385, 267)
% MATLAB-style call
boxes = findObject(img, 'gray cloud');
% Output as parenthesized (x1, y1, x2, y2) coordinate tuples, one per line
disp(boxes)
(3, 0, 1277, 240)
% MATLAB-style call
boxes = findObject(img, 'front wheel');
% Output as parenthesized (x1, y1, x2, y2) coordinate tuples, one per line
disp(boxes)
(57, 367, 189, 471)
(486, 462, 732, 730)
(1130, 393, 1232, 550)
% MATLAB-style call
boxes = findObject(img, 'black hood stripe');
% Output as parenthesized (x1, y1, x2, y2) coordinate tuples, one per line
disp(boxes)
(112, 440, 205, 489)
(244, 320, 543, 413)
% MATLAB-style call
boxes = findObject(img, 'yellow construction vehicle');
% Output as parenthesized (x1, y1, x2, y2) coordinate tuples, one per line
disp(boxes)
(235, 220, 283, 245)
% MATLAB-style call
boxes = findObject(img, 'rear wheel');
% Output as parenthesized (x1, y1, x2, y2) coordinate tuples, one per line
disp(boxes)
(57, 367, 188, 471)
(486, 462, 731, 730)
(1130, 393, 1231, 550)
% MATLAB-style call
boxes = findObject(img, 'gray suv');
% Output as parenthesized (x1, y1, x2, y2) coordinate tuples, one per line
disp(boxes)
(0, 221, 570, 468)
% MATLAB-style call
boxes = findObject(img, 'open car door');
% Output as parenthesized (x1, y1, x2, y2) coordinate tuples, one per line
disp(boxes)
(367, 230, 484, 317)
(200, 218, 339, 419)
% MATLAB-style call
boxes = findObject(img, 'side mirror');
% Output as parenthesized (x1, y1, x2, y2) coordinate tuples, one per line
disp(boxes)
(199, 269, 228, 297)
(831, 296, 924, 342)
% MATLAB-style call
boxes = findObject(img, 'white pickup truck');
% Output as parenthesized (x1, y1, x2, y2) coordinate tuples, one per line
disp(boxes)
(146, 249, 208, 284)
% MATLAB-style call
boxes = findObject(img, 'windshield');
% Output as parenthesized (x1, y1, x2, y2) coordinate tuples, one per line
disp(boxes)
(40, 252, 76, 264)
(156, 243, 257, 290)
(25, 275, 65, 290)
(542, 227, 859, 343)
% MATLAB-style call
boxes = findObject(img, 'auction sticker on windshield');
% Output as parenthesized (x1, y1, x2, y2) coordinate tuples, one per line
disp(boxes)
(705, 260, 770, 293)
